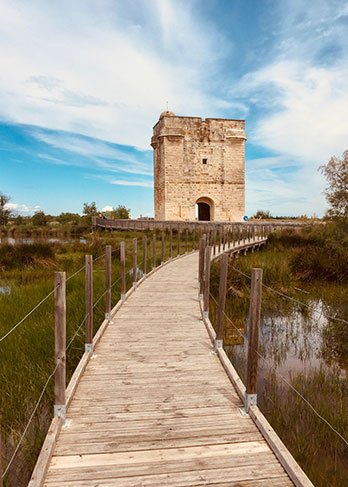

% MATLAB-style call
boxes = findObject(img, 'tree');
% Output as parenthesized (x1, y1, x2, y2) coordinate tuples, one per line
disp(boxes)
(0, 193, 12, 225)
(252, 209, 272, 220)
(82, 201, 98, 217)
(57, 212, 81, 224)
(111, 205, 130, 219)
(32, 211, 47, 226)
(320, 150, 348, 218)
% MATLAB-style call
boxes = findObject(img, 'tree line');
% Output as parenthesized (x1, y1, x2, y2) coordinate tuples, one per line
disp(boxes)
(1, 150, 347, 226)
(0, 198, 131, 227)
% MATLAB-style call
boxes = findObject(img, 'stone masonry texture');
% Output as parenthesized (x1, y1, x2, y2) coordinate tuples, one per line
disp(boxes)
(151, 112, 246, 222)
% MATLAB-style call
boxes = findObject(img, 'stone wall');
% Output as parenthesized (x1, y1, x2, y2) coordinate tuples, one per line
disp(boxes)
(151, 112, 246, 222)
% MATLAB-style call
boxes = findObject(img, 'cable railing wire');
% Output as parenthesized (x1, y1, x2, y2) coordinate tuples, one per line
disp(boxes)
(66, 315, 88, 352)
(0, 244, 125, 344)
(1, 362, 59, 479)
(0, 285, 59, 344)
(66, 263, 86, 283)
(229, 264, 348, 326)
(208, 291, 348, 447)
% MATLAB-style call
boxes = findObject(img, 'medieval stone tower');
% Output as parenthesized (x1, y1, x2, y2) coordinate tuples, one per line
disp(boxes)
(151, 112, 246, 222)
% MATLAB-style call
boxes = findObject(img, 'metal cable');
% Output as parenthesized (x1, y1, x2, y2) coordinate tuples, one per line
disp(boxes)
(2, 362, 59, 479)
(0, 285, 58, 343)
(66, 263, 86, 282)
(209, 292, 348, 447)
(66, 315, 88, 352)
(93, 290, 107, 309)
(229, 264, 348, 325)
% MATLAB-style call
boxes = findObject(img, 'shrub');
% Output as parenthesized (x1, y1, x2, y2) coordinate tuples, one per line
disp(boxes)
(0, 244, 55, 269)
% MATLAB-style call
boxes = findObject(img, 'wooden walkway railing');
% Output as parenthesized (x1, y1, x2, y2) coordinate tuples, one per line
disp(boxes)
(93, 216, 308, 234)
(26, 232, 314, 486)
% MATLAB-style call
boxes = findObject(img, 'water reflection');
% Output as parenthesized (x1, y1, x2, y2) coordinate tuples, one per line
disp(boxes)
(225, 297, 347, 379)
(0, 286, 11, 295)
(0, 236, 87, 245)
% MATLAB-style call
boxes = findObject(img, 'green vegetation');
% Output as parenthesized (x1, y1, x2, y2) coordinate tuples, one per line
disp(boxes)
(269, 220, 348, 282)
(0, 193, 12, 226)
(209, 221, 348, 486)
(320, 150, 348, 218)
(0, 228, 195, 486)
(0, 199, 134, 238)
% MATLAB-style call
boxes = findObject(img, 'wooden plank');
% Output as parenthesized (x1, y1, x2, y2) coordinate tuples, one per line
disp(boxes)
(39, 246, 312, 487)
(28, 417, 63, 487)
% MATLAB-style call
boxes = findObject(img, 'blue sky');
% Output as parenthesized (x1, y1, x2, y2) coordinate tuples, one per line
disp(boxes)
(1, 0, 348, 217)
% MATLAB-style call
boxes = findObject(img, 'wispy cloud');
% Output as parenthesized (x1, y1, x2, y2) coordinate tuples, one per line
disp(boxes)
(0, 0, 228, 149)
(234, 0, 348, 215)
(32, 129, 153, 176)
(109, 179, 153, 188)
(6, 202, 41, 214)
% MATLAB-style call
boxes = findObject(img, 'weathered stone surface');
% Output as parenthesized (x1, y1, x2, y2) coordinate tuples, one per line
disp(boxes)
(152, 112, 246, 222)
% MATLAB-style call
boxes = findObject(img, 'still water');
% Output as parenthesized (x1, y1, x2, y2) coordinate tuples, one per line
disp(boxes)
(222, 285, 348, 486)
(0, 236, 87, 245)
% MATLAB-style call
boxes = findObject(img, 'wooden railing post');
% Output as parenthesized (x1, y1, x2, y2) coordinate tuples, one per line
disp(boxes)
(54, 271, 66, 420)
(203, 245, 211, 318)
(143, 235, 147, 275)
(91, 215, 97, 232)
(245, 268, 263, 413)
(178, 229, 181, 256)
(185, 229, 189, 254)
(218, 227, 221, 253)
(105, 245, 112, 321)
(198, 234, 206, 296)
(193, 229, 196, 251)
(169, 227, 173, 259)
(161, 231, 165, 264)
(85, 255, 93, 352)
(222, 227, 226, 251)
(120, 241, 126, 301)
(152, 233, 156, 269)
(132, 238, 137, 285)
(213, 228, 216, 255)
(215, 253, 228, 350)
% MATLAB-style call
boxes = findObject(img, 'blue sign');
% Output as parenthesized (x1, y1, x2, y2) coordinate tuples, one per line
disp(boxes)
(243, 215, 249, 221)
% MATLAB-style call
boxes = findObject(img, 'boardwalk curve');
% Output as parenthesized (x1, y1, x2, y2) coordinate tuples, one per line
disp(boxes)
(30, 241, 313, 486)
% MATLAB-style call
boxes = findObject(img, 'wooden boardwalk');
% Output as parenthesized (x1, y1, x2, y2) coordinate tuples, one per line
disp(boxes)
(40, 251, 296, 486)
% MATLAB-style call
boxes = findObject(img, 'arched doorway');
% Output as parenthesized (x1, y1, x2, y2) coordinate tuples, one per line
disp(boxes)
(195, 197, 214, 221)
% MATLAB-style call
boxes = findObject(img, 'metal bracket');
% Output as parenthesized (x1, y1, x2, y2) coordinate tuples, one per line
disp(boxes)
(105, 312, 111, 321)
(85, 343, 93, 353)
(54, 404, 66, 420)
(121, 293, 126, 302)
(214, 339, 223, 351)
(244, 393, 257, 413)
(203, 311, 209, 320)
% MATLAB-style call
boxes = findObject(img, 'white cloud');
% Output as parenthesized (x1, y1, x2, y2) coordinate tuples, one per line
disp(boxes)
(236, 0, 348, 216)
(243, 61, 348, 163)
(33, 130, 153, 176)
(109, 179, 153, 188)
(0, 0, 227, 149)
(101, 205, 113, 212)
(6, 202, 41, 214)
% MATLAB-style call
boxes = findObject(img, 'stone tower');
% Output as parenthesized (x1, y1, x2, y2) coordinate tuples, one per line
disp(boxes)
(151, 112, 246, 221)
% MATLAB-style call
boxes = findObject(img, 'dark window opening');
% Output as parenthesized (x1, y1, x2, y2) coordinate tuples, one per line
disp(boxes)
(202, 158, 207, 164)
(197, 202, 210, 221)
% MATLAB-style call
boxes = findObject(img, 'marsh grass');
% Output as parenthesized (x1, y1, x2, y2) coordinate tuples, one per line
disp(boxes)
(0, 228, 197, 485)
(209, 227, 348, 486)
